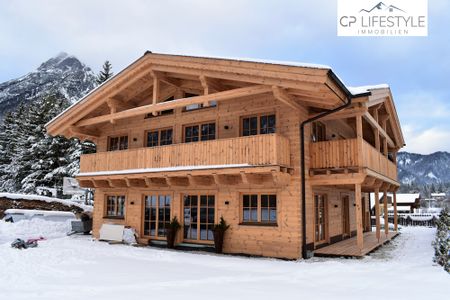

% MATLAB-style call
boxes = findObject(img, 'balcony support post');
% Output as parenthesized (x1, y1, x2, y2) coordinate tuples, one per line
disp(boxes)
(356, 115, 364, 166)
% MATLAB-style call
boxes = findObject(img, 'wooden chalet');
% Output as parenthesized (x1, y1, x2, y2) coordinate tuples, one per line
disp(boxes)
(46, 52, 405, 259)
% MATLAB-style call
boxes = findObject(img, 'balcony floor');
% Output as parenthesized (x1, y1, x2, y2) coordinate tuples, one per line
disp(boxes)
(314, 231, 399, 258)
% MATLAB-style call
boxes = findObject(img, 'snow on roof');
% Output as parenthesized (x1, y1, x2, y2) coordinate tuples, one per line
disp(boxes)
(171, 53, 332, 69)
(0, 193, 92, 212)
(347, 84, 390, 95)
(370, 193, 420, 207)
(431, 193, 446, 197)
(78, 164, 252, 177)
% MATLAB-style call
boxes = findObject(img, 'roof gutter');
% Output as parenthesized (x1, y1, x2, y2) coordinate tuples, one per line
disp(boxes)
(300, 70, 363, 259)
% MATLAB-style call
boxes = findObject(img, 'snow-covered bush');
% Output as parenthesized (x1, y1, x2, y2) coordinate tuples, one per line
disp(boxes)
(433, 208, 450, 272)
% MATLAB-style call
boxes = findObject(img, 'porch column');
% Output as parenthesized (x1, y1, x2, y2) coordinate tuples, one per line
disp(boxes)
(383, 187, 389, 237)
(374, 188, 381, 241)
(393, 190, 398, 232)
(355, 183, 364, 252)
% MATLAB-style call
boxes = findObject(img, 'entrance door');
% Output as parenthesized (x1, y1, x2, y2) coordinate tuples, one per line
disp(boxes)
(341, 195, 350, 237)
(183, 195, 215, 242)
(314, 194, 327, 244)
(143, 194, 171, 238)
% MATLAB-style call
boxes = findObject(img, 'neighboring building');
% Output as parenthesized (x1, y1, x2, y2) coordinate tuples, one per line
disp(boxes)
(370, 193, 420, 213)
(430, 193, 446, 201)
(45, 53, 405, 259)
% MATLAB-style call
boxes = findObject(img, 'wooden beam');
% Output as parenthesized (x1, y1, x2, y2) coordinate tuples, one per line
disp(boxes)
(150, 70, 180, 87)
(356, 115, 364, 166)
(272, 86, 303, 111)
(76, 85, 272, 127)
(355, 183, 364, 251)
(69, 126, 100, 138)
(313, 107, 367, 121)
(309, 173, 366, 186)
(383, 187, 389, 237)
(152, 75, 160, 116)
(106, 98, 135, 111)
(364, 112, 395, 148)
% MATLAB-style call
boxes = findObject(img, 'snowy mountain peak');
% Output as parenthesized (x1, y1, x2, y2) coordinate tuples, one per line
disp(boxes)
(398, 151, 450, 193)
(0, 52, 96, 119)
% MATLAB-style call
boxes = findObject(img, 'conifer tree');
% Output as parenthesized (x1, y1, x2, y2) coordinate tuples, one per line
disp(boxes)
(96, 60, 113, 85)
(433, 208, 450, 272)
(0, 93, 96, 194)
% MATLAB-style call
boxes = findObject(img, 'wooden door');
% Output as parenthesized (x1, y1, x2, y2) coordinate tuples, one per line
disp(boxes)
(341, 195, 350, 237)
(314, 194, 328, 244)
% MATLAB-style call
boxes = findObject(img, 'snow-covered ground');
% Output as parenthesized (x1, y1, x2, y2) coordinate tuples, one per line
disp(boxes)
(0, 221, 448, 300)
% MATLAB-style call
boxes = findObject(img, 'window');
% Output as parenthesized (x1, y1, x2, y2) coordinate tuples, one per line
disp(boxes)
(242, 114, 276, 136)
(184, 122, 215, 143)
(105, 195, 126, 218)
(108, 135, 128, 151)
(241, 194, 277, 224)
(314, 194, 327, 242)
(144, 194, 171, 237)
(183, 195, 215, 241)
(145, 128, 173, 147)
(312, 122, 326, 142)
(183, 93, 217, 111)
(145, 96, 174, 118)
(243, 194, 258, 222)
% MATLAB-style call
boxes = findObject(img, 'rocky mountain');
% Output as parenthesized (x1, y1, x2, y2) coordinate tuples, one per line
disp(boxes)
(397, 151, 450, 190)
(0, 52, 96, 119)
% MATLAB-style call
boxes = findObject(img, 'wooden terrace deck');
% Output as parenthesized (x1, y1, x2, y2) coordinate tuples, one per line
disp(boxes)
(314, 231, 399, 258)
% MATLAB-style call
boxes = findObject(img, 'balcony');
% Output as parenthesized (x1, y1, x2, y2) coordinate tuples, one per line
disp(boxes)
(309, 138, 397, 182)
(78, 134, 291, 187)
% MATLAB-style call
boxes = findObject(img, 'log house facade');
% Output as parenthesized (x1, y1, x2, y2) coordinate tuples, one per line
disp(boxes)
(46, 53, 405, 259)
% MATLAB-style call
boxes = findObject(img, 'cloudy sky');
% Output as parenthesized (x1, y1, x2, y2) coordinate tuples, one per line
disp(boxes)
(0, 0, 449, 154)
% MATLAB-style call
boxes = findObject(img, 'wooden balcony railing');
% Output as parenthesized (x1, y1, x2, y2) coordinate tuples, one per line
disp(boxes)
(309, 138, 397, 181)
(80, 134, 290, 174)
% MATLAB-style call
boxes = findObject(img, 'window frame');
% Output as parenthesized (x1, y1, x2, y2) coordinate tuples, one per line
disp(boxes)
(143, 193, 172, 239)
(104, 194, 126, 219)
(311, 121, 326, 142)
(144, 127, 174, 148)
(107, 135, 128, 151)
(240, 193, 278, 226)
(182, 93, 217, 112)
(314, 193, 328, 244)
(144, 96, 175, 118)
(183, 121, 216, 143)
(182, 193, 216, 243)
(240, 113, 276, 137)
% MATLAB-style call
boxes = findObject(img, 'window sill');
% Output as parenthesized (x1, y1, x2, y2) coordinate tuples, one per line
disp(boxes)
(103, 216, 125, 220)
(239, 222, 278, 227)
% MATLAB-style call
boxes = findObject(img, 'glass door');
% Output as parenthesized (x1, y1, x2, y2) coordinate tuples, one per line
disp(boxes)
(143, 194, 171, 238)
(183, 194, 215, 242)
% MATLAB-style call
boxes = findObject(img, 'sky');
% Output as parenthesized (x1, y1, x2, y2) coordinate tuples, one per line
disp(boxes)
(0, 0, 449, 154)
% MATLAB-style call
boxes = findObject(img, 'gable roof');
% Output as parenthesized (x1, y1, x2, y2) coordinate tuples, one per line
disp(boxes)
(45, 52, 402, 146)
